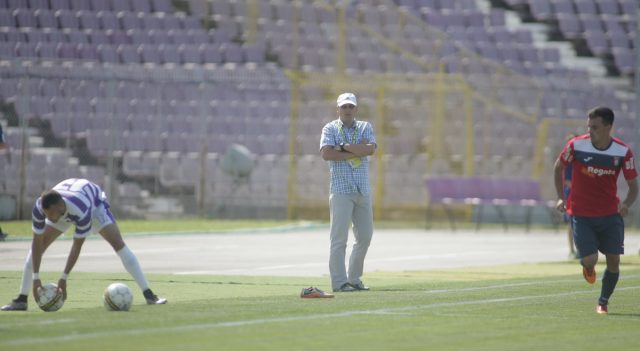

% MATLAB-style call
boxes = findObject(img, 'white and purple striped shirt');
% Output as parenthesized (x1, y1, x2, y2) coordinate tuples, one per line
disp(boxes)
(32, 178, 108, 236)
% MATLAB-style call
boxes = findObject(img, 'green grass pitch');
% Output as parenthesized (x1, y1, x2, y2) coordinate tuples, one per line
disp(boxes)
(1, 258, 639, 351)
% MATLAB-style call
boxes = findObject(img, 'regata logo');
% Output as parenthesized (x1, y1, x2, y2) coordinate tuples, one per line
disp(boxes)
(587, 166, 615, 176)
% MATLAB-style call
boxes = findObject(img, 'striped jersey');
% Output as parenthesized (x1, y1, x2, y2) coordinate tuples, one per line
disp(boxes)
(32, 178, 108, 236)
(558, 134, 637, 217)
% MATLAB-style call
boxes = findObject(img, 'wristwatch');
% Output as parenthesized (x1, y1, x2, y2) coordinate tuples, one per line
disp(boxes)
(339, 143, 345, 151)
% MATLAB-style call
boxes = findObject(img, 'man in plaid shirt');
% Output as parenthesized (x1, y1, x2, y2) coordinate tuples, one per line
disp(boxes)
(320, 92, 377, 292)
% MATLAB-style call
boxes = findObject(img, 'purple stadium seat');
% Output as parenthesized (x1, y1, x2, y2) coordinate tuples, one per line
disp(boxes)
(44, 28, 65, 42)
(77, 10, 100, 30)
(127, 28, 152, 44)
(574, 0, 597, 15)
(596, 0, 620, 15)
(14, 8, 38, 27)
(15, 42, 37, 57)
(242, 43, 265, 63)
(97, 43, 118, 62)
(609, 32, 631, 49)
(200, 44, 221, 64)
(138, 44, 160, 64)
(0, 27, 23, 43)
(181, 15, 200, 30)
(579, 14, 603, 33)
(21, 28, 46, 43)
(179, 43, 200, 63)
(211, 0, 232, 18)
(55, 9, 79, 29)
(552, 0, 576, 15)
(8, 0, 28, 9)
(118, 11, 142, 30)
(0, 9, 16, 28)
(64, 28, 87, 43)
(602, 17, 626, 35)
(151, 0, 172, 13)
(77, 42, 98, 60)
(89, 0, 109, 12)
(612, 48, 634, 75)
(86, 29, 109, 44)
(118, 44, 141, 63)
(29, 0, 49, 9)
(35, 9, 57, 28)
(186, 28, 208, 44)
(541, 47, 560, 62)
(110, 0, 132, 12)
(98, 10, 119, 30)
(148, 29, 170, 44)
(50, 0, 71, 10)
(131, 0, 151, 13)
(56, 42, 76, 58)
(619, 0, 636, 16)
(105, 29, 128, 44)
(140, 12, 163, 30)
(584, 31, 609, 57)
(158, 43, 179, 63)
(298, 3, 317, 23)
(556, 13, 582, 39)
(162, 13, 181, 29)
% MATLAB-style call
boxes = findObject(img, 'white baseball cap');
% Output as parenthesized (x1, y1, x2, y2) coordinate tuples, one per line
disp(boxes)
(336, 92, 357, 107)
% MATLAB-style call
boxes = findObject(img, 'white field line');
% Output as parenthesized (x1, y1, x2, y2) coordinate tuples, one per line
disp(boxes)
(4, 285, 640, 347)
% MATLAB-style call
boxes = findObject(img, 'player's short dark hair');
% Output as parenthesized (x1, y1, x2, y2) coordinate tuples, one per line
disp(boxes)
(41, 190, 63, 209)
(587, 106, 614, 126)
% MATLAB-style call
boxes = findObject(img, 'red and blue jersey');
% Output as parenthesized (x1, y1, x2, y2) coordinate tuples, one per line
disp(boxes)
(558, 134, 637, 217)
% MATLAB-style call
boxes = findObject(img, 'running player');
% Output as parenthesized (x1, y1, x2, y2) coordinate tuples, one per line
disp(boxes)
(553, 106, 638, 314)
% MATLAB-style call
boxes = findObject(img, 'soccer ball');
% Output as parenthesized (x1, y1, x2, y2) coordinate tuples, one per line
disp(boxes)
(104, 282, 133, 311)
(37, 283, 64, 312)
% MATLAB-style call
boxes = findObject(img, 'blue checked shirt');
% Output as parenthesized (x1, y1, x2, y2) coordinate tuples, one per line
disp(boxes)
(320, 119, 376, 195)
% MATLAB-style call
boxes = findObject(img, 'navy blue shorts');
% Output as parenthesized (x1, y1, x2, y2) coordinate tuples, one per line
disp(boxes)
(572, 214, 625, 257)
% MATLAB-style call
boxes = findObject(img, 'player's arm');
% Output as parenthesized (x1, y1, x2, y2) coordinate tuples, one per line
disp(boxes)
(619, 178, 638, 217)
(320, 145, 357, 161)
(58, 237, 86, 300)
(31, 233, 45, 301)
(342, 139, 376, 157)
(553, 158, 566, 212)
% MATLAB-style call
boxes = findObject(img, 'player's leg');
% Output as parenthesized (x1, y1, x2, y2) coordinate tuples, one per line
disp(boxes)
(596, 214, 624, 313)
(97, 213, 167, 305)
(1, 227, 64, 311)
(566, 214, 577, 258)
(329, 193, 356, 292)
(347, 193, 373, 290)
(572, 216, 598, 284)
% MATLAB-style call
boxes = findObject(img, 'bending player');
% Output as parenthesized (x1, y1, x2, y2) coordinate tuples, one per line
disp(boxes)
(1, 178, 167, 311)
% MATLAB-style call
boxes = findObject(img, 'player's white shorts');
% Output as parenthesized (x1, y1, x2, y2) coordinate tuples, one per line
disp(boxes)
(46, 204, 116, 238)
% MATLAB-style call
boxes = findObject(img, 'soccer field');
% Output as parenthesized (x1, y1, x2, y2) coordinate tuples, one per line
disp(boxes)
(1, 259, 639, 351)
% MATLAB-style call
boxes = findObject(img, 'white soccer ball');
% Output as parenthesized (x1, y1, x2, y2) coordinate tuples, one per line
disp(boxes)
(104, 282, 133, 311)
(37, 283, 64, 312)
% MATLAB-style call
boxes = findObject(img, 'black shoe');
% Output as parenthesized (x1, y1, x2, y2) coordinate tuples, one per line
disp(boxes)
(349, 282, 370, 291)
(1, 299, 27, 311)
(143, 289, 167, 305)
(332, 283, 357, 292)
(0, 231, 7, 241)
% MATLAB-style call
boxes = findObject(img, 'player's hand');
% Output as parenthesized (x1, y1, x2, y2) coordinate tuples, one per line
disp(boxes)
(57, 279, 67, 300)
(555, 199, 566, 213)
(32, 279, 42, 303)
(618, 203, 630, 217)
